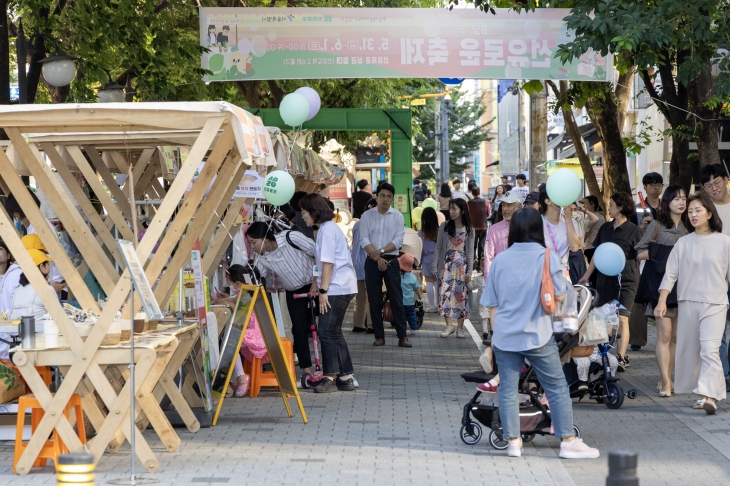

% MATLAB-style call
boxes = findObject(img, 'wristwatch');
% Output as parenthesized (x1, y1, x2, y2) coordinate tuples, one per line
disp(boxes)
(379, 248, 385, 256)
(319, 288, 328, 294)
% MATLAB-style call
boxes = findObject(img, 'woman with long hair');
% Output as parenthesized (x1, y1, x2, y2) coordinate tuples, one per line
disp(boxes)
(579, 192, 641, 371)
(655, 193, 730, 414)
(437, 182, 453, 221)
(482, 207, 599, 459)
(419, 207, 440, 313)
(538, 185, 582, 282)
(492, 184, 506, 211)
(635, 184, 688, 397)
(299, 194, 358, 393)
(245, 220, 317, 381)
(432, 198, 474, 338)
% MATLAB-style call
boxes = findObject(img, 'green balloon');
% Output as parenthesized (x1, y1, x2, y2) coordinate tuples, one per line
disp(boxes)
(422, 198, 439, 211)
(262, 170, 296, 206)
(411, 206, 424, 222)
(208, 54, 224, 73)
(279, 93, 310, 127)
(546, 168, 582, 207)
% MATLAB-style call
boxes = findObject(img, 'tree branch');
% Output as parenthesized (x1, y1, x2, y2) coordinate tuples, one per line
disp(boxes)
(640, 69, 671, 122)
(154, 0, 171, 14)
(266, 79, 285, 107)
(331, 79, 359, 108)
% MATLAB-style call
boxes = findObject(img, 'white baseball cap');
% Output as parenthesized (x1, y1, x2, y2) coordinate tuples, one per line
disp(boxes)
(501, 191, 523, 204)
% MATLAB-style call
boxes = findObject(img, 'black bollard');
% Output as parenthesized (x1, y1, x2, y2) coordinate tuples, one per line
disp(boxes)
(606, 450, 639, 486)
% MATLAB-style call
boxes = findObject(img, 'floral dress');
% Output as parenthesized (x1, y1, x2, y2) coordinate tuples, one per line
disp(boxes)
(440, 227, 470, 319)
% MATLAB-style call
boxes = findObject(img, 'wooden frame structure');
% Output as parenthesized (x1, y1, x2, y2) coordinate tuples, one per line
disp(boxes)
(0, 102, 274, 473)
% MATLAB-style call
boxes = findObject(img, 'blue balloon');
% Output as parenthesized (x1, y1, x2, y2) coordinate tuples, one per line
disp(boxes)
(439, 78, 465, 86)
(593, 242, 626, 277)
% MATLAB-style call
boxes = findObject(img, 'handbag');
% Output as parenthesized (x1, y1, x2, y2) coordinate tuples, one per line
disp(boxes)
(635, 223, 678, 308)
(568, 249, 587, 285)
(467, 271, 485, 291)
(541, 248, 556, 314)
(382, 294, 394, 323)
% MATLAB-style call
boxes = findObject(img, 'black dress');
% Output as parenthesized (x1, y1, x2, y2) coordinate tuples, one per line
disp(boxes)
(592, 220, 642, 316)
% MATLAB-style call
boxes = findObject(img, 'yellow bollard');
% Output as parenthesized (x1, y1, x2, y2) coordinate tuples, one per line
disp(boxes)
(56, 452, 95, 486)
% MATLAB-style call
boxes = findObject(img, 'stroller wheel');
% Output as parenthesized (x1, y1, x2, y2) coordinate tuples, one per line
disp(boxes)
(572, 425, 581, 439)
(301, 374, 312, 389)
(604, 382, 625, 409)
(489, 429, 509, 450)
(460, 421, 482, 445)
(521, 433, 535, 443)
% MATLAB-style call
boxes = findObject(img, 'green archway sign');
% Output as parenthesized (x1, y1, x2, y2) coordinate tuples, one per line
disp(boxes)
(247, 108, 413, 225)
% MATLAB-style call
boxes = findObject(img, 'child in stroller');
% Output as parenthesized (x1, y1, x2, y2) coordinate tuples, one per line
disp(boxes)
(460, 285, 595, 450)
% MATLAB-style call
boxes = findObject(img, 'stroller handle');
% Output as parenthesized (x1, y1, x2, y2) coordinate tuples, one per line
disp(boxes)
(293, 293, 311, 299)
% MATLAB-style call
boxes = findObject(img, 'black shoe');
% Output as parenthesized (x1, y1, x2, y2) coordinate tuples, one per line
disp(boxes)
(313, 378, 337, 393)
(351, 327, 367, 333)
(366, 328, 375, 334)
(629, 345, 642, 351)
(336, 377, 356, 391)
(617, 354, 629, 372)
(577, 381, 589, 391)
(725, 378, 730, 392)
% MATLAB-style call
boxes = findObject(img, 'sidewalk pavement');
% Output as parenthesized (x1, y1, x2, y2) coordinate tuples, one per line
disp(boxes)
(2, 291, 730, 485)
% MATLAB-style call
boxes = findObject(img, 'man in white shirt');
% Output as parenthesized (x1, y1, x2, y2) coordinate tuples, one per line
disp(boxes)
(451, 179, 466, 200)
(700, 164, 730, 392)
(359, 182, 411, 348)
(512, 173, 530, 202)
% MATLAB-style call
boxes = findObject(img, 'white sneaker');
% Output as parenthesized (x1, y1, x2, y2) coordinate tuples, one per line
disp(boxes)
(351, 376, 359, 388)
(559, 438, 600, 459)
(507, 438, 523, 457)
(409, 329, 418, 335)
(456, 329, 466, 339)
(440, 327, 455, 338)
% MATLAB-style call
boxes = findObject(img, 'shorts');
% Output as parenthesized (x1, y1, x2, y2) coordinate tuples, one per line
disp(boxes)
(645, 302, 678, 318)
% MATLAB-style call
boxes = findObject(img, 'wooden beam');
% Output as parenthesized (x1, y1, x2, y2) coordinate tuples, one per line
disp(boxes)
(41, 143, 124, 264)
(4, 129, 119, 296)
(134, 156, 160, 200)
(84, 145, 134, 220)
(203, 198, 246, 278)
(66, 146, 136, 243)
(200, 150, 243, 253)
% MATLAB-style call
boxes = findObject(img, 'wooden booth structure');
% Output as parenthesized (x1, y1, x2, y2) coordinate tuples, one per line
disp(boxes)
(0, 102, 285, 474)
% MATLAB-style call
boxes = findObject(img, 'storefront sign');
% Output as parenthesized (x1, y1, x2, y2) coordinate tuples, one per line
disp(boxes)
(234, 169, 265, 199)
(200, 7, 611, 82)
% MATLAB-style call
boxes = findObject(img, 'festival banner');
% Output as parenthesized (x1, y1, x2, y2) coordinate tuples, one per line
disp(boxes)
(200, 7, 611, 82)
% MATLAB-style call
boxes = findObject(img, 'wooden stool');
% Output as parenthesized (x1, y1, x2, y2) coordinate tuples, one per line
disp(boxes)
(9, 366, 53, 394)
(243, 338, 294, 398)
(13, 393, 86, 473)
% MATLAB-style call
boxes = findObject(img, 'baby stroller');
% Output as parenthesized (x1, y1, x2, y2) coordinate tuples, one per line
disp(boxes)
(459, 285, 594, 449)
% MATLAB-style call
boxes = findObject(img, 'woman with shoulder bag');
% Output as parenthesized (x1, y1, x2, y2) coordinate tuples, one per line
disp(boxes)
(635, 185, 688, 397)
(482, 207, 600, 459)
(538, 186, 584, 284)
(432, 198, 474, 339)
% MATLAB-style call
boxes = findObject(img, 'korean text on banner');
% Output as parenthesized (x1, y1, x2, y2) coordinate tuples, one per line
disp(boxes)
(234, 169, 265, 199)
(200, 8, 612, 82)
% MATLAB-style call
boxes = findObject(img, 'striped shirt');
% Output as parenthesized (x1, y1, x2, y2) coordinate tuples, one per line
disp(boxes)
(254, 231, 315, 291)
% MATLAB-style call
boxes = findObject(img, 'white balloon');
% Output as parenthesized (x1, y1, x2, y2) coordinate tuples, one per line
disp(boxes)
(237, 38, 252, 54)
(252, 35, 267, 57)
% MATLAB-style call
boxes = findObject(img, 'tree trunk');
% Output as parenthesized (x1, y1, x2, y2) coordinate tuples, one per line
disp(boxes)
(0, 0, 10, 105)
(234, 80, 261, 108)
(672, 137, 692, 191)
(614, 67, 635, 132)
(689, 66, 721, 167)
(44, 81, 70, 104)
(586, 84, 631, 209)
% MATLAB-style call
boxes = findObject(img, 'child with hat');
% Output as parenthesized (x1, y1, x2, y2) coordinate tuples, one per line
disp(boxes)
(398, 253, 422, 335)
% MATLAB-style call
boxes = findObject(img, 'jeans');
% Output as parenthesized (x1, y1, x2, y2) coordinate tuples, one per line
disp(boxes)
(285, 284, 314, 370)
(404, 304, 417, 331)
(474, 230, 486, 263)
(318, 294, 355, 377)
(364, 257, 407, 339)
(494, 339, 575, 439)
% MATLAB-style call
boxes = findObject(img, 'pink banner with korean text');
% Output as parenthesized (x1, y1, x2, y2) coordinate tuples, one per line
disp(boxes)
(200, 7, 611, 82)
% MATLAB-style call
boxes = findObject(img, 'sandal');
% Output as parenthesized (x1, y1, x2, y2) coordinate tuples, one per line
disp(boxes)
(476, 379, 499, 393)
(693, 399, 706, 410)
(703, 400, 717, 415)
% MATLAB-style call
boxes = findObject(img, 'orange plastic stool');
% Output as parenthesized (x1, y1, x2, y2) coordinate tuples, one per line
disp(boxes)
(243, 338, 295, 398)
(9, 366, 53, 394)
(13, 393, 86, 473)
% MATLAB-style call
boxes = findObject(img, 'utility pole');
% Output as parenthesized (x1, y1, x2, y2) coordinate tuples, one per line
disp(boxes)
(434, 97, 441, 186)
(442, 94, 451, 183)
(529, 85, 548, 190)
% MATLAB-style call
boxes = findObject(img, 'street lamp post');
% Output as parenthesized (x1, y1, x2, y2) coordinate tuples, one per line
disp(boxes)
(16, 27, 79, 104)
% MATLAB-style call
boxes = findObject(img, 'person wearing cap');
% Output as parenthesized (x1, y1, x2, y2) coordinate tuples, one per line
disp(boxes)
(398, 253, 422, 335)
(1, 249, 53, 360)
(0, 235, 50, 315)
(524, 192, 540, 210)
(480, 191, 522, 343)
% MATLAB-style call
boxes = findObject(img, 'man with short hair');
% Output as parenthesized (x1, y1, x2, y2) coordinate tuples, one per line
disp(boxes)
(501, 175, 513, 191)
(452, 178, 466, 199)
(512, 174, 529, 202)
(412, 180, 426, 207)
(352, 179, 373, 219)
(631, 172, 663, 231)
(524, 192, 540, 210)
(480, 191, 522, 344)
(700, 164, 730, 392)
(359, 182, 411, 348)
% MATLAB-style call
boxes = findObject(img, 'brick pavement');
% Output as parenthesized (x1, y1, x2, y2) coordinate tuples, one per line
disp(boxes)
(2, 293, 730, 485)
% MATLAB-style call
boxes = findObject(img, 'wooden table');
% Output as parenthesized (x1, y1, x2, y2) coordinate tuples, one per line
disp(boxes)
(12, 323, 198, 472)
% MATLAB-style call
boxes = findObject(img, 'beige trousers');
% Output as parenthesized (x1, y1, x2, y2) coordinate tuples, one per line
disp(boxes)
(353, 280, 372, 330)
(675, 301, 727, 401)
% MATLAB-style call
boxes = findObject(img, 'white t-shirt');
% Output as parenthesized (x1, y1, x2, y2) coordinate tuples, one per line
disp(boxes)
(513, 185, 530, 202)
(714, 200, 730, 238)
(452, 190, 466, 200)
(543, 217, 580, 262)
(315, 221, 358, 296)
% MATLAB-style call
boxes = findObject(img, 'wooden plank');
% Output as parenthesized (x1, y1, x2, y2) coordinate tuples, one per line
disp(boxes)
(200, 151, 242, 253)
(155, 155, 244, 305)
(203, 198, 246, 277)
(84, 145, 133, 220)
(5, 129, 119, 294)
(149, 176, 167, 198)
(131, 148, 155, 192)
(0, 147, 100, 311)
(42, 143, 124, 263)
(108, 151, 130, 173)
(134, 155, 160, 200)
(66, 145, 136, 242)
